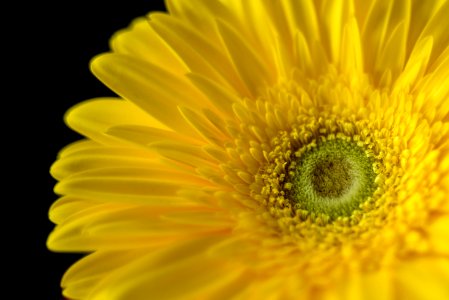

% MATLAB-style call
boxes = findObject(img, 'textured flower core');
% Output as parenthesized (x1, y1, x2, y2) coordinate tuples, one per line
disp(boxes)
(289, 138, 377, 219)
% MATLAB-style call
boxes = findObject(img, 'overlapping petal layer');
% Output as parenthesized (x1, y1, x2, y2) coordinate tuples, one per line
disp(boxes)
(49, 0, 449, 299)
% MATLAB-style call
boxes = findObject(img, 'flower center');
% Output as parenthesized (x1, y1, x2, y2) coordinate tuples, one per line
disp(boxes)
(288, 139, 377, 219)
(253, 111, 385, 231)
(311, 156, 352, 197)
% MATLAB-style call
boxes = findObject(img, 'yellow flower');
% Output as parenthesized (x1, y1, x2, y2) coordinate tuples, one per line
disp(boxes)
(48, 0, 449, 299)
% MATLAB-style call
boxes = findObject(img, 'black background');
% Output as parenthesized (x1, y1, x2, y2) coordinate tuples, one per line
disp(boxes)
(26, 1, 167, 299)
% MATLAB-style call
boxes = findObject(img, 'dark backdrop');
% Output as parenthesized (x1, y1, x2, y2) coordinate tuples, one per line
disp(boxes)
(31, 1, 167, 299)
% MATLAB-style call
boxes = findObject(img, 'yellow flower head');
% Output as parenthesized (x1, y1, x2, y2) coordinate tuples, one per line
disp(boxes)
(48, 0, 449, 299)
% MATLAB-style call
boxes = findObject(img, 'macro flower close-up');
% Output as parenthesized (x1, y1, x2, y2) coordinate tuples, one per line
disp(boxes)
(48, 0, 449, 299)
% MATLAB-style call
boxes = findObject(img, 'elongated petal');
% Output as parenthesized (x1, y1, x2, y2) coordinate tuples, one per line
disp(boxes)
(62, 250, 149, 299)
(428, 216, 449, 254)
(396, 258, 449, 300)
(149, 13, 244, 92)
(88, 238, 246, 300)
(91, 54, 206, 138)
(51, 146, 158, 180)
(216, 19, 273, 97)
(65, 98, 165, 145)
(110, 17, 187, 75)
(48, 203, 230, 252)
(106, 125, 200, 147)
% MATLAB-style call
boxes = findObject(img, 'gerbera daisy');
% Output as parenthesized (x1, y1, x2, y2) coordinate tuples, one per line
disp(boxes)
(48, 0, 449, 299)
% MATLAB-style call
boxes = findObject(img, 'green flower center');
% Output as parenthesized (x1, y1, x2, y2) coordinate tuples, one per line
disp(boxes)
(289, 139, 376, 219)
(311, 156, 352, 197)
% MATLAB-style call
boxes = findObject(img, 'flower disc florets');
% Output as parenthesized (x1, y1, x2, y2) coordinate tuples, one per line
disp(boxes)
(289, 138, 377, 219)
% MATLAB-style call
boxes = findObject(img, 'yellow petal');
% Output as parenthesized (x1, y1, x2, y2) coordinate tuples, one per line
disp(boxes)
(186, 72, 238, 118)
(49, 196, 99, 224)
(88, 237, 246, 300)
(57, 140, 101, 158)
(283, 0, 320, 45)
(394, 36, 433, 92)
(376, 21, 408, 79)
(233, 1, 279, 75)
(417, 1, 449, 64)
(106, 125, 200, 148)
(417, 46, 449, 120)
(54, 168, 211, 204)
(408, 0, 446, 52)
(346, 270, 394, 300)
(428, 215, 449, 254)
(362, 0, 394, 72)
(149, 13, 243, 92)
(179, 106, 228, 145)
(166, 0, 230, 40)
(148, 141, 220, 170)
(319, 0, 352, 63)
(161, 210, 232, 226)
(62, 250, 148, 300)
(65, 98, 164, 145)
(51, 144, 158, 180)
(396, 257, 449, 300)
(90, 53, 205, 137)
(48, 204, 227, 252)
(294, 30, 314, 75)
(340, 17, 364, 74)
(216, 19, 273, 97)
(234, 274, 306, 300)
(110, 17, 187, 75)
